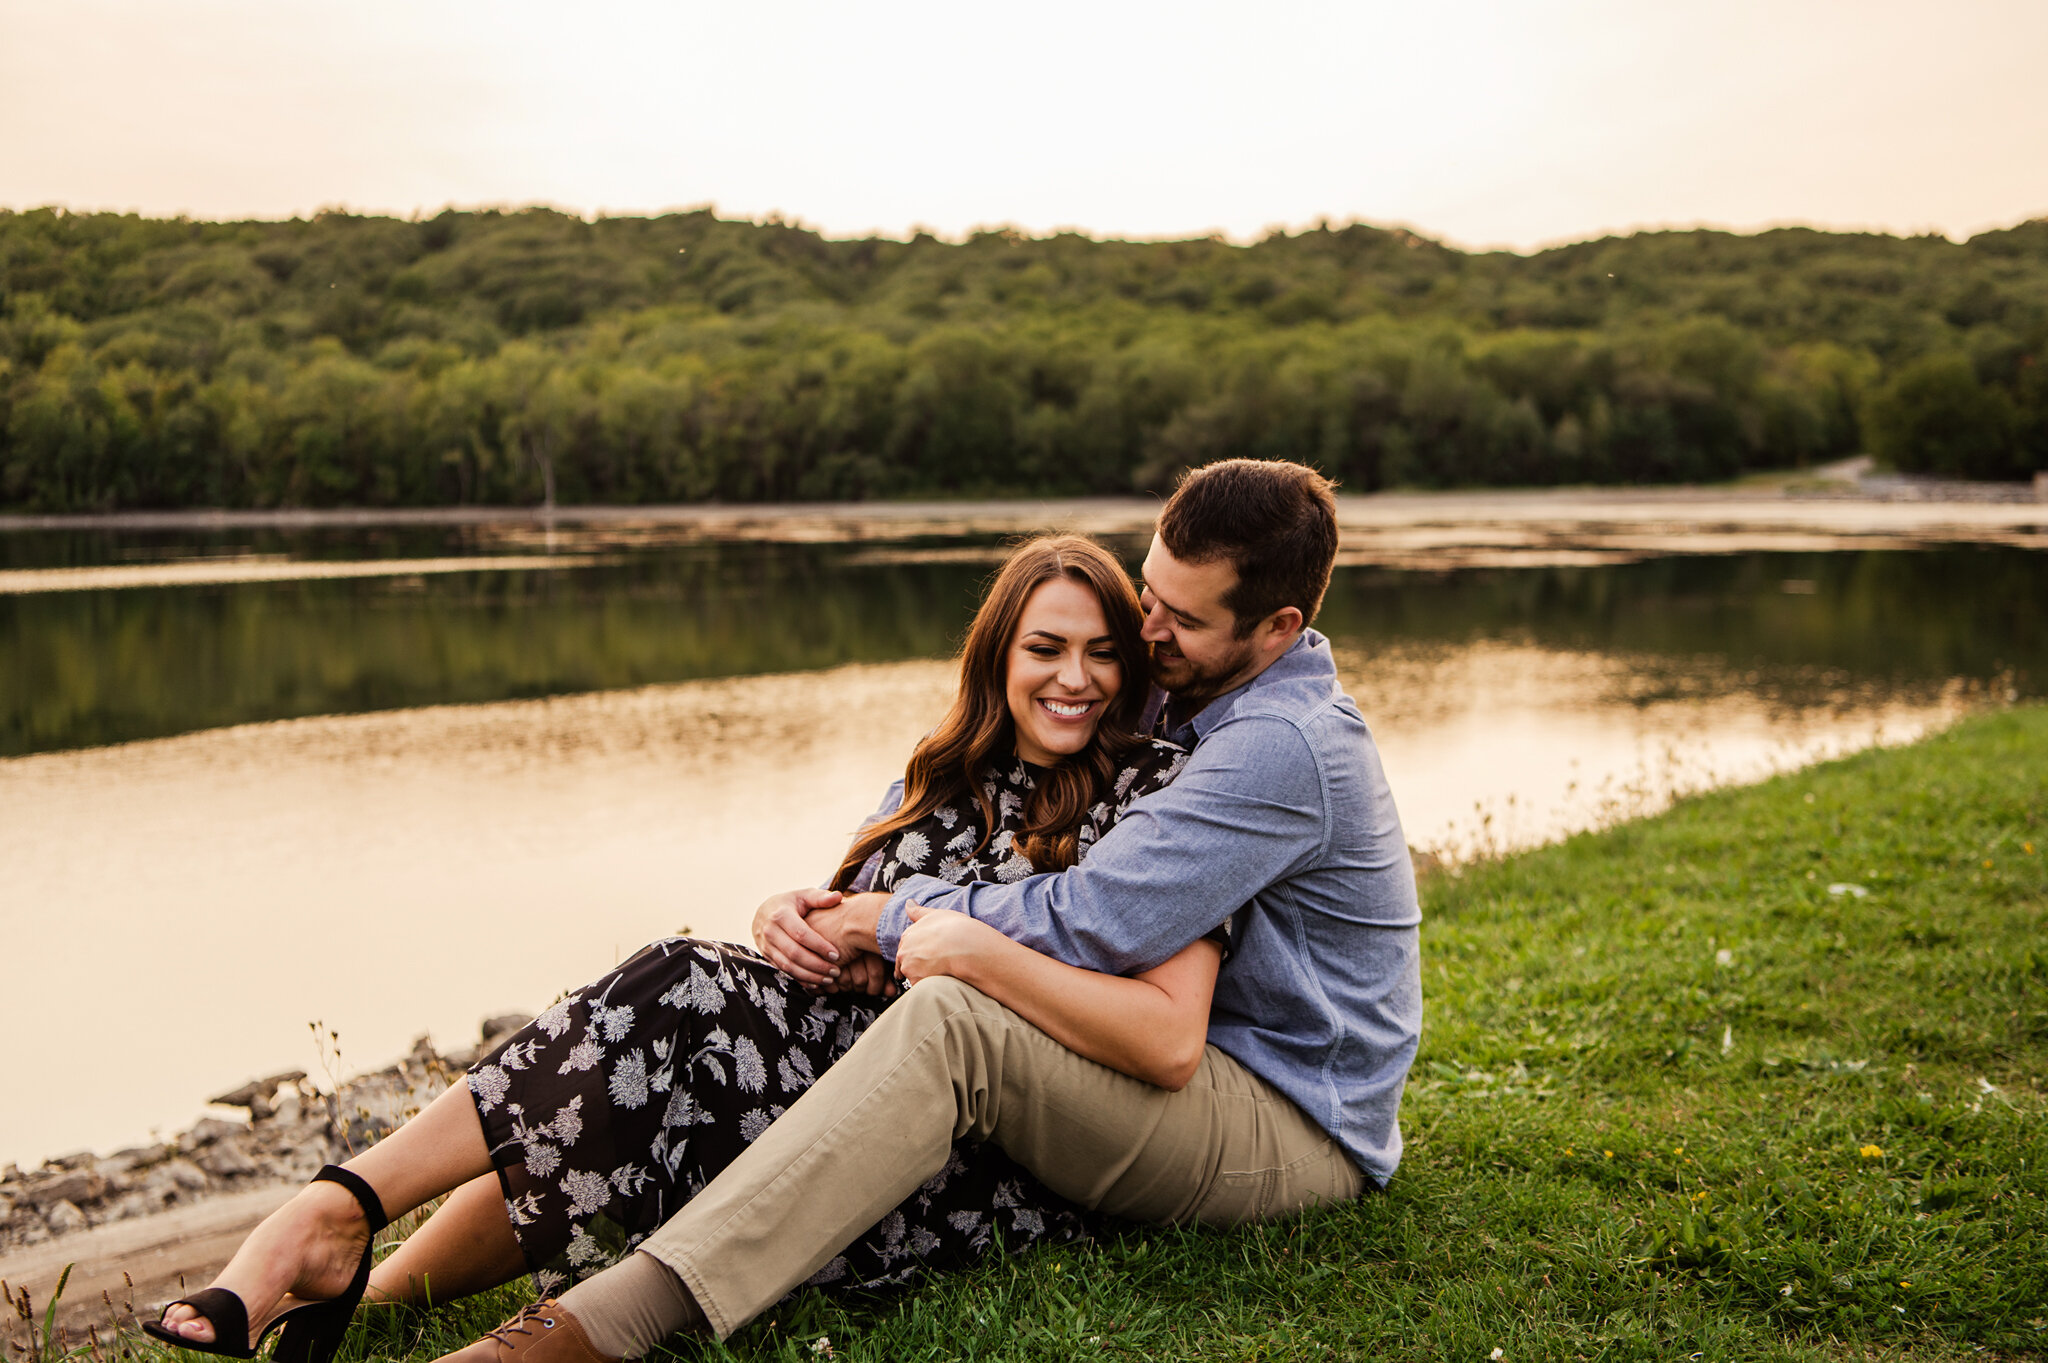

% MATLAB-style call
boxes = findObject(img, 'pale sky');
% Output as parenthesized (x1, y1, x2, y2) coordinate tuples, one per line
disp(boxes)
(1, 0, 2043, 251)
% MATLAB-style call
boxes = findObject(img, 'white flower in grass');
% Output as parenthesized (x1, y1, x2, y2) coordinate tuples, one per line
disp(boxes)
(522, 1140, 561, 1178)
(560, 1169, 612, 1218)
(609, 1049, 650, 1109)
(469, 1066, 510, 1111)
(894, 830, 932, 868)
(733, 1036, 768, 1093)
(558, 1038, 602, 1075)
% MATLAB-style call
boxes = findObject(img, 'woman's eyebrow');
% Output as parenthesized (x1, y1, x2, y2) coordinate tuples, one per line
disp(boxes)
(1022, 629, 1068, 642)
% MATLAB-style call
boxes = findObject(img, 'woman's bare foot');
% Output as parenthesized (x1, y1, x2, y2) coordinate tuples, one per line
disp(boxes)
(157, 1178, 372, 1346)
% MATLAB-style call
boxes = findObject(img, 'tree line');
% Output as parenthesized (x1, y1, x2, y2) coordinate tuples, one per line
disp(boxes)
(2, 207, 2043, 511)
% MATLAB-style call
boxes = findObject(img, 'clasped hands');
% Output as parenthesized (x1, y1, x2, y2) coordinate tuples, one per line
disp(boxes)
(752, 887, 1001, 995)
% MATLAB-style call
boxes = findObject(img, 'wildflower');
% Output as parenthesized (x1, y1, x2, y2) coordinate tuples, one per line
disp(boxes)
(1490, 1350, 1505, 1361)
(1859, 1144, 1884, 1159)
(1983, 859, 1994, 869)
(1604, 1150, 1614, 1158)
(1900, 1281, 1911, 1287)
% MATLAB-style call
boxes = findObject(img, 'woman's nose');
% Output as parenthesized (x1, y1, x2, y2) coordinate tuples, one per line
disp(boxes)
(1057, 653, 1087, 689)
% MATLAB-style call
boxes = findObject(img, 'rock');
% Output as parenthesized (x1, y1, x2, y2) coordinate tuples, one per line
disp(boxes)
(273, 1085, 305, 1125)
(210, 1070, 308, 1122)
(97, 1144, 173, 1181)
(143, 1158, 212, 1200)
(196, 1143, 259, 1179)
(185, 1118, 244, 1149)
(481, 1014, 534, 1051)
(46, 1150, 96, 1171)
(45, 1199, 87, 1235)
(28, 1170, 106, 1209)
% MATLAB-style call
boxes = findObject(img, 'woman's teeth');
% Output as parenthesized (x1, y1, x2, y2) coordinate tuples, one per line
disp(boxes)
(1040, 699, 1093, 718)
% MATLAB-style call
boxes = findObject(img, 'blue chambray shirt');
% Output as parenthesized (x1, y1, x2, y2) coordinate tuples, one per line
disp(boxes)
(875, 628, 1424, 1186)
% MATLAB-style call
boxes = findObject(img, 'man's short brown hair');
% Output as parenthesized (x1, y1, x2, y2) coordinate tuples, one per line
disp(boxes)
(1156, 459, 1340, 637)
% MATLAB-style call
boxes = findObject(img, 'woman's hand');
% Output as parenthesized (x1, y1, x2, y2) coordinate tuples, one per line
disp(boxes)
(895, 902, 1008, 987)
(753, 887, 846, 986)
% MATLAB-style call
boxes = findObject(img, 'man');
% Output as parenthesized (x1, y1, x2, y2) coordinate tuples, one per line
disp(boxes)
(452, 458, 1422, 1360)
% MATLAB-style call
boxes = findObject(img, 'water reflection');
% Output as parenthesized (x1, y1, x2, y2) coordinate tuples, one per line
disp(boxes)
(0, 529, 2040, 1168)
(3, 540, 2043, 757)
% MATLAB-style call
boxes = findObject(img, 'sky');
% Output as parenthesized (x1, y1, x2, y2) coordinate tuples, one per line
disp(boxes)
(1, 0, 2043, 253)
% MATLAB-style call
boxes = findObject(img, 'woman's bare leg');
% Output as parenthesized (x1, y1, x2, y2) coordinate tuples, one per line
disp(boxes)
(368, 1173, 527, 1308)
(158, 1079, 495, 1344)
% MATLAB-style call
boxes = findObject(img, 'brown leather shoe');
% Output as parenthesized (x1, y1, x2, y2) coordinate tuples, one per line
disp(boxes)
(438, 1301, 619, 1363)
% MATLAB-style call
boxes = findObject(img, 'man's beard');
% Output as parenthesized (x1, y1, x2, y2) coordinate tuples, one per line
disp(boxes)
(1149, 636, 1258, 705)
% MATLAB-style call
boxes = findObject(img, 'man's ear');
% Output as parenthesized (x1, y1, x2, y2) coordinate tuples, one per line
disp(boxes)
(1258, 606, 1305, 655)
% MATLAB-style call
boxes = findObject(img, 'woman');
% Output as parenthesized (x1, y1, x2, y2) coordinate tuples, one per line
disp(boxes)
(146, 535, 1223, 1363)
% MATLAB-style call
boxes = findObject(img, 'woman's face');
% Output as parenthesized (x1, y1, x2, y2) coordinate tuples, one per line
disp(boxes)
(1005, 575, 1124, 767)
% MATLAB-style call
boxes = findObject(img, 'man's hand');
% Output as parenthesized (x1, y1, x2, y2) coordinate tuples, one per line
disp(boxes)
(753, 887, 846, 986)
(895, 901, 1007, 987)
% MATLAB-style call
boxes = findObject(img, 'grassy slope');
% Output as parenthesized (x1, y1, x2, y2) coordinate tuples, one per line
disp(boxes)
(151, 708, 2048, 1363)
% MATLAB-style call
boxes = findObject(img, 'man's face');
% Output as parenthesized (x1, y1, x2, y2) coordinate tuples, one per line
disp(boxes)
(1139, 536, 1262, 704)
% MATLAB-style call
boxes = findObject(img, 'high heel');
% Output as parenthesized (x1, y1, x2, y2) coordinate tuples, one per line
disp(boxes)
(144, 1165, 388, 1363)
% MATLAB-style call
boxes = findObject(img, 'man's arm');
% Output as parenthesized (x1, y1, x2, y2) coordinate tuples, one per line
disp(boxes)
(875, 715, 1327, 974)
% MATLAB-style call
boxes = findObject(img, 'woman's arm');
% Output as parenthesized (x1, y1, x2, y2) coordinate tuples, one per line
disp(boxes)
(894, 904, 1221, 1091)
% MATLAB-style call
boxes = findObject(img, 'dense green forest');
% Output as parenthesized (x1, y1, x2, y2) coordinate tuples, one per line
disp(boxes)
(2, 207, 2044, 511)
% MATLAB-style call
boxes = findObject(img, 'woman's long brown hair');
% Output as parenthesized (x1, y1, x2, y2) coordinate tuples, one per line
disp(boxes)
(831, 535, 1150, 888)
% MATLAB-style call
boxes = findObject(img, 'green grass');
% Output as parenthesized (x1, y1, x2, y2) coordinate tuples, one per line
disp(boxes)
(127, 707, 2048, 1362)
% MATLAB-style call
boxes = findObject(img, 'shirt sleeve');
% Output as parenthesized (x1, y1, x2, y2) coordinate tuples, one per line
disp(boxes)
(838, 778, 905, 894)
(875, 716, 1326, 973)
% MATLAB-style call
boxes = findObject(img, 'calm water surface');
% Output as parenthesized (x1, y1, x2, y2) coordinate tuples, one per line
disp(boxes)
(2, 526, 2042, 1169)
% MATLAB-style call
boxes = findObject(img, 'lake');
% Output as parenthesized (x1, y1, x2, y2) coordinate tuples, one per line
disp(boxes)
(2, 497, 2043, 1170)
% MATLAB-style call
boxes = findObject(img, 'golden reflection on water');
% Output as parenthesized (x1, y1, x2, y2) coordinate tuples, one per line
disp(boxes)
(0, 649, 1972, 1168)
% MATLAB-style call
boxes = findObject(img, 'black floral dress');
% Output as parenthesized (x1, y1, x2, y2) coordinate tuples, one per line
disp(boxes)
(467, 739, 1189, 1299)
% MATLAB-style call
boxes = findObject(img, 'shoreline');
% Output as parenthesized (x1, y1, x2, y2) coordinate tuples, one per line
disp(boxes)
(0, 1019, 529, 1342)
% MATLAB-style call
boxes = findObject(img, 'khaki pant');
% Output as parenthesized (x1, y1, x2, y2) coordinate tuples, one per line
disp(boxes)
(640, 976, 1366, 1339)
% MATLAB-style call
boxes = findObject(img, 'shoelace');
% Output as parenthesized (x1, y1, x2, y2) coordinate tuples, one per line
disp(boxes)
(489, 1302, 563, 1346)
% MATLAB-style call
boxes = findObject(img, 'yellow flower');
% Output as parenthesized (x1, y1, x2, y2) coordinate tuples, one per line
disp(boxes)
(1860, 1144, 1884, 1159)
(1604, 1150, 1615, 1158)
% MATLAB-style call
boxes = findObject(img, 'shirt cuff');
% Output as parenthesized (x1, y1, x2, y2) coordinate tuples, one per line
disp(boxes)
(877, 874, 966, 960)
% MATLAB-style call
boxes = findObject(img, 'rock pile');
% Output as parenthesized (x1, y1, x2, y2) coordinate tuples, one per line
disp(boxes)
(0, 1015, 532, 1253)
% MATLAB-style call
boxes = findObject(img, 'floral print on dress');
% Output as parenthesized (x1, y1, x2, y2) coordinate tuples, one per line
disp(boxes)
(468, 738, 1188, 1301)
